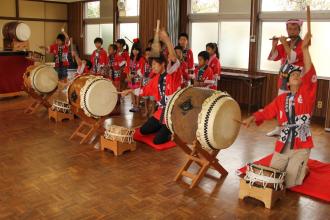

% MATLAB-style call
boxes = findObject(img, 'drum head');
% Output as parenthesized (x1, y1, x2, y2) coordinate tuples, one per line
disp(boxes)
(197, 92, 241, 150)
(16, 23, 31, 41)
(31, 65, 58, 93)
(84, 79, 117, 117)
(169, 87, 214, 144)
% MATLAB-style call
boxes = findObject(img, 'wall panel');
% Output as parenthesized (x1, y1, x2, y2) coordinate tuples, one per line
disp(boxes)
(0, 0, 16, 17)
(45, 3, 68, 20)
(19, 0, 45, 19)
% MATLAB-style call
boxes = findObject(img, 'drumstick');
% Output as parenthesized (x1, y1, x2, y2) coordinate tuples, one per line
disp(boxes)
(124, 36, 133, 44)
(307, 5, 311, 46)
(233, 118, 246, 125)
(61, 22, 66, 32)
(150, 19, 161, 57)
(307, 6, 311, 33)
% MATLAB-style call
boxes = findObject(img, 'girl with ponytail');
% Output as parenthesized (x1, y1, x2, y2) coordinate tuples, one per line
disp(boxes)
(115, 38, 131, 90)
(206, 42, 221, 87)
(128, 38, 145, 112)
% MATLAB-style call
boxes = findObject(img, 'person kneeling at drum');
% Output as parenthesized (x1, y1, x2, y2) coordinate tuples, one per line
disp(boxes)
(193, 51, 216, 90)
(122, 30, 182, 144)
(243, 32, 316, 188)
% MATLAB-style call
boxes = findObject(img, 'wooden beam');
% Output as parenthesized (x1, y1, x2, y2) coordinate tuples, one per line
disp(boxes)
(15, 0, 19, 18)
(0, 16, 67, 23)
(248, 0, 260, 75)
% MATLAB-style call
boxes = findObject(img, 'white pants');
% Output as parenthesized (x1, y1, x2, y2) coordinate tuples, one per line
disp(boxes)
(270, 148, 310, 188)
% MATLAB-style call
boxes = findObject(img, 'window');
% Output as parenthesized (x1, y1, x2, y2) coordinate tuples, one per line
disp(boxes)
(262, 0, 330, 11)
(189, 0, 250, 69)
(85, 1, 100, 18)
(191, 0, 219, 13)
(191, 22, 218, 62)
(124, 0, 139, 16)
(119, 23, 139, 49)
(259, 22, 288, 72)
(219, 22, 250, 69)
(85, 24, 113, 55)
(84, 1, 115, 55)
(118, 0, 139, 49)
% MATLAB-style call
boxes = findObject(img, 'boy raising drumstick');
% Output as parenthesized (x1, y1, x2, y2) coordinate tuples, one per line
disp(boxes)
(243, 32, 316, 188)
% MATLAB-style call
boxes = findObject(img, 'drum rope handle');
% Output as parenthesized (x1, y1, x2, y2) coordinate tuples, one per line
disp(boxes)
(245, 171, 285, 190)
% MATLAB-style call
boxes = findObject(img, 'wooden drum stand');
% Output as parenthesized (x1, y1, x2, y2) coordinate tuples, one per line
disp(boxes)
(23, 85, 55, 115)
(69, 107, 106, 144)
(173, 135, 228, 189)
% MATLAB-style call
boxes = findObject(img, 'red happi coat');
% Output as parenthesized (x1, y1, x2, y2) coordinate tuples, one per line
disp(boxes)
(268, 39, 304, 90)
(49, 43, 70, 67)
(253, 66, 317, 153)
(114, 50, 130, 76)
(183, 48, 194, 72)
(140, 60, 182, 122)
(141, 60, 154, 87)
(90, 48, 108, 73)
(208, 54, 221, 77)
(194, 65, 216, 90)
(179, 60, 189, 88)
(128, 57, 145, 89)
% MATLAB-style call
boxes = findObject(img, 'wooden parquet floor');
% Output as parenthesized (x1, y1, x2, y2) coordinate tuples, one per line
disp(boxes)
(0, 95, 329, 220)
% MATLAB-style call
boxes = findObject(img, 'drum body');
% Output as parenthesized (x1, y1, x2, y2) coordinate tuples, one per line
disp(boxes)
(165, 86, 241, 150)
(2, 22, 31, 41)
(67, 75, 118, 118)
(244, 163, 286, 190)
(23, 64, 59, 94)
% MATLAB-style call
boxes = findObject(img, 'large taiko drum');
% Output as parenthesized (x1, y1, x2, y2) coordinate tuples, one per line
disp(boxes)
(165, 86, 241, 150)
(67, 75, 118, 118)
(23, 64, 59, 94)
(2, 22, 31, 41)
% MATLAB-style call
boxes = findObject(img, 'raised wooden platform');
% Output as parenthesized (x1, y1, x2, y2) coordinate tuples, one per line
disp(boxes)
(239, 179, 285, 209)
(48, 108, 74, 122)
(100, 136, 136, 156)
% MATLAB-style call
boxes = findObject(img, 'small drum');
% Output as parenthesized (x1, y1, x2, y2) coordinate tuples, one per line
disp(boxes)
(23, 64, 59, 94)
(2, 22, 31, 41)
(51, 100, 71, 113)
(165, 86, 241, 150)
(67, 75, 118, 118)
(244, 163, 286, 190)
(104, 125, 135, 144)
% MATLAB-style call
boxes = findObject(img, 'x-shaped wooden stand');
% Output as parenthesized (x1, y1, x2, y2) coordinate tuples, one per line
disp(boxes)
(174, 135, 228, 188)
(23, 86, 55, 114)
(69, 107, 106, 144)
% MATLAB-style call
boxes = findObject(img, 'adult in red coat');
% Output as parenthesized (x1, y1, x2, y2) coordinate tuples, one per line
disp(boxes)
(244, 32, 316, 188)
(267, 19, 305, 136)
